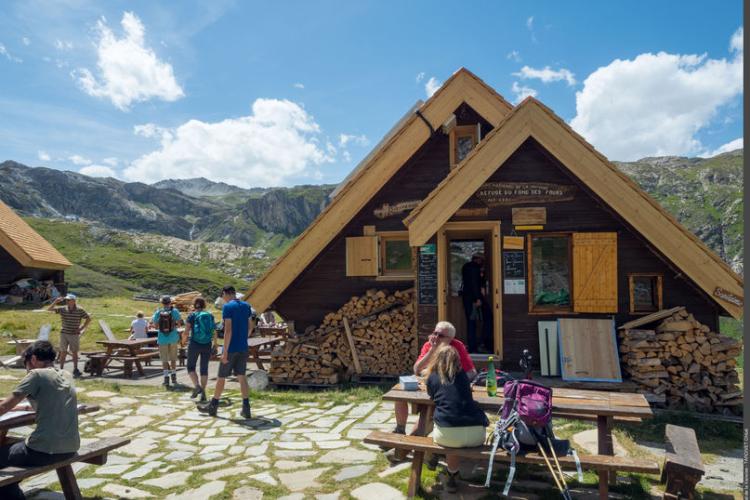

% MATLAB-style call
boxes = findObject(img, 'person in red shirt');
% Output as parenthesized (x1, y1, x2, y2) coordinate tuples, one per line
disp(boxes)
(391, 321, 477, 437)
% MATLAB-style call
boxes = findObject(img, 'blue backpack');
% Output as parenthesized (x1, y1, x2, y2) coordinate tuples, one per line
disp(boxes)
(191, 311, 215, 344)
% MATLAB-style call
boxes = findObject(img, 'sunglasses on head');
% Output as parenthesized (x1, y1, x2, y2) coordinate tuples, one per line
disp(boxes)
(432, 331, 449, 338)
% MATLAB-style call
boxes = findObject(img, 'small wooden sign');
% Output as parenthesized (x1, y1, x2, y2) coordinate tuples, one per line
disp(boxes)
(713, 287, 743, 307)
(476, 182, 576, 207)
(502, 236, 524, 250)
(374, 200, 421, 219)
(514, 225, 544, 231)
(512, 207, 546, 225)
(455, 207, 489, 217)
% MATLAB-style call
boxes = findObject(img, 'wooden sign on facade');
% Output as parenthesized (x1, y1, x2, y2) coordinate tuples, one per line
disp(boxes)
(512, 207, 547, 225)
(476, 182, 576, 207)
(374, 200, 421, 219)
(502, 236, 524, 250)
(455, 207, 489, 217)
(713, 287, 743, 307)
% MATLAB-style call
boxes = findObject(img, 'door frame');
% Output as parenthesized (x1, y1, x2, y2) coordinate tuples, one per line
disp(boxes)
(437, 221, 503, 359)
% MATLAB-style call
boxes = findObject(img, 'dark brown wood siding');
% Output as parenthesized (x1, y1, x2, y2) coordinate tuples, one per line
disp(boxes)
(0, 246, 65, 291)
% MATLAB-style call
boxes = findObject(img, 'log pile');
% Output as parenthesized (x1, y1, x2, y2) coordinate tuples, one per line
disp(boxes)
(171, 291, 202, 312)
(269, 288, 417, 385)
(619, 308, 743, 414)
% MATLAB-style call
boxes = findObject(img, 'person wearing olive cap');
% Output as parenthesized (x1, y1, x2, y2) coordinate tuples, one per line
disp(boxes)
(46, 293, 90, 378)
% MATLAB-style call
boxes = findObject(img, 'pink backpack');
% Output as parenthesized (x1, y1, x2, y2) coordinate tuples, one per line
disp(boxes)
(501, 379, 552, 428)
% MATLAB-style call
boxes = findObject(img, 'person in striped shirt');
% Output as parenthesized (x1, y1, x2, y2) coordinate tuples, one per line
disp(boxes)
(47, 294, 90, 378)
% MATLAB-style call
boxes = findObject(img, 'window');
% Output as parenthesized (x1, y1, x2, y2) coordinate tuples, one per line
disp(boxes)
(380, 235, 414, 277)
(528, 234, 572, 312)
(449, 125, 479, 168)
(629, 274, 663, 313)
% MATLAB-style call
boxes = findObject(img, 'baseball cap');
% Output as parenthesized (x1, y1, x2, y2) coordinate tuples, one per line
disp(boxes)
(64, 293, 77, 300)
(161, 295, 172, 304)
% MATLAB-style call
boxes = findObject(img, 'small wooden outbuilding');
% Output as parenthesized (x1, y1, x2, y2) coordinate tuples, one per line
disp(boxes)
(0, 200, 71, 300)
(247, 68, 743, 374)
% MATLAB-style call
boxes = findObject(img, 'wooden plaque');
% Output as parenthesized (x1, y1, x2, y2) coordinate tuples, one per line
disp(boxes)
(512, 207, 546, 225)
(502, 236, 524, 250)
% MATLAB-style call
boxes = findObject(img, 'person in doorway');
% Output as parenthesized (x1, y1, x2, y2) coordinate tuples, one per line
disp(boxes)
(385, 322, 476, 454)
(47, 294, 90, 378)
(425, 344, 489, 493)
(0, 341, 80, 499)
(182, 297, 216, 402)
(461, 253, 493, 353)
(198, 286, 253, 419)
(151, 296, 182, 388)
(129, 311, 149, 340)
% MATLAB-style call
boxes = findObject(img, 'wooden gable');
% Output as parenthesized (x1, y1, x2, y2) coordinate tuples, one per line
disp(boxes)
(0, 200, 71, 270)
(403, 97, 743, 318)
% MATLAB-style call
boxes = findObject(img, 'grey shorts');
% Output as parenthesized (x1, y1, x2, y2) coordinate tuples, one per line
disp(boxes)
(217, 351, 248, 378)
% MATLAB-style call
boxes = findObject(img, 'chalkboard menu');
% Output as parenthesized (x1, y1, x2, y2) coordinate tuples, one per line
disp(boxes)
(503, 251, 526, 279)
(418, 244, 438, 305)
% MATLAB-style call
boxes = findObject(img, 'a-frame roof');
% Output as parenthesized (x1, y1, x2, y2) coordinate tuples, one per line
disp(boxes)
(247, 68, 513, 313)
(403, 97, 744, 319)
(0, 200, 71, 270)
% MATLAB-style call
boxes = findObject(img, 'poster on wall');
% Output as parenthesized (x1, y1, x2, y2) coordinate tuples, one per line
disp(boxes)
(418, 244, 437, 305)
(504, 279, 526, 295)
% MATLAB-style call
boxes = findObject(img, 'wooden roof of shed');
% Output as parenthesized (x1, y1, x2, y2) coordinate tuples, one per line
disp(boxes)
(0, 200, 71, 270)
(246, 68, 513, 313)
(403, 97, 744, 319)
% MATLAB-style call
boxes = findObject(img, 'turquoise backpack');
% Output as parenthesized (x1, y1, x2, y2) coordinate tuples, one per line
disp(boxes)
(191, 311, 215, 344)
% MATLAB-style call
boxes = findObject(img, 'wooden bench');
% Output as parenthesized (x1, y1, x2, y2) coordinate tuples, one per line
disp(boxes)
(85, 351, 159, 377)
(0, 436, 130, 499)
(661, 424, 705, 500)
(365, 431, 660, 499)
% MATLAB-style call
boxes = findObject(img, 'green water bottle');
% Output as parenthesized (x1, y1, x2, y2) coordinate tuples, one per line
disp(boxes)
(486, 356, 497, 397)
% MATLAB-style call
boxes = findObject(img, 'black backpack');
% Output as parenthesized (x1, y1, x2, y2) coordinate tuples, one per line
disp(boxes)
(158, 308, 175, 333)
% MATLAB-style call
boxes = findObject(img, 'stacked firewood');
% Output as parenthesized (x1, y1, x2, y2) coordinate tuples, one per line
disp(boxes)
(619, 308, 743, 415)
(269, 288, 417, 385)
(171, 291, 202, 312)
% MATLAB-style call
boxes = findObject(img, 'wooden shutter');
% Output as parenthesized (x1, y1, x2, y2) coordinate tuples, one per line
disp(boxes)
(345, 236, 379, 276)
(572, 232, 618, 313)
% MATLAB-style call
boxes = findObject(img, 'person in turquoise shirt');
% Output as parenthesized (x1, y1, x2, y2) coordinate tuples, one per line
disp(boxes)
(151, 296, 183, 388)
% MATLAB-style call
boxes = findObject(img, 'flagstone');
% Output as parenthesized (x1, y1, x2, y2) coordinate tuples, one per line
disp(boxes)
(78, 477, 106, 489)
(221, 426, 247, 435)
(274, 460, 312, 470)
(142, 452, 165, 462)
(347, 402, 378, 418)
(104, 453, 132, 465)
(199, 437, 237, 446)
(119, 416, 153, 428)
(319, 448, 376, 464)
(246, 431, 274, 444)
(325, 404, 354, 415)
(97, 426, 130, 437)
(86, 390, 118, 398)
(228, 445, 245, 455)
(189, 457, 233, 471)
(122, 461, 164, 480)
(330, 419, 356, 435)
(316, 492, 341, 500)
(232, 486, 264, 500)
(204, 428, 217, 438)
(309, 416, 339, 429)
(164, 450, 194, 461)
(305, 432, 341, 441)
(119, 438, 158, 457)
(249, 471, 278, 486)
(102, 484, 154, 498)
(277, 467, 329, 492)
(95, 414, 122, 422)
(159, 425, 185, 432)
(316, 440, 351, 449)
(199, 452, 225, 461)
(363, 412, 392, 424)
(378, 461, 411, 478)
(167, 441, 198, 452)
(244, 442, 269, 456)
(110, 396, 139, 406)
(165, 480, 225, 500)
(276, 441, 312, 450)
(23, 463, 88, 490)
(274, 450, 317, 458)
(334, 464, 373, 481)
(346, 428, 372, 440)
(181, 434, 200, 443)
(278, 494, 305, 500)
(143, 471, 192, 489)
(96, 463, 132, 475)
(204, 465, 255, 480)
(351, 482, 405, 500)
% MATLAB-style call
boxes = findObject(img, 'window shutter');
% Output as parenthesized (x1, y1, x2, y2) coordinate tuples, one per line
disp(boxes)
(345, 236, 379, 276)
(573, 232, 618, 313)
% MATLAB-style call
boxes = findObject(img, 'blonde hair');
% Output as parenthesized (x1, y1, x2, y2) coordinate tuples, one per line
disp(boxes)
(424, 344, 461, 385)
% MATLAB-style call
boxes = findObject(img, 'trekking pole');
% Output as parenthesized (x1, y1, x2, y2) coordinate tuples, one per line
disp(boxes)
(546, 437, 572, 499)
(536, 442, 566, 495)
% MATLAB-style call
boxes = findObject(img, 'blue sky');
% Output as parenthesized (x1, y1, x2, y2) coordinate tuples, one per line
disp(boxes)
(0, 1, 743, 187)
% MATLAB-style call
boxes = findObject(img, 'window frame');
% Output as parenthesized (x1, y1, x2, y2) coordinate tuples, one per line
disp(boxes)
(628, 273, 663, 314)
(378, 231, 416, 280)
(526, 232, 574, 314)
(449, 125, 479, 168)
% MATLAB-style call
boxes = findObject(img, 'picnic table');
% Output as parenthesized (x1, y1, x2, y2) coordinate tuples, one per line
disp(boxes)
(247, 336, 283, 370)
(383, 383, 653, 489)
(91, 338, 158, 377)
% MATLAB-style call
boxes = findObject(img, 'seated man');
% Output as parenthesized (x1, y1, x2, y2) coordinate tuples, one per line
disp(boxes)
(390, 321, 477, 440)
(0, 341, 80, 499)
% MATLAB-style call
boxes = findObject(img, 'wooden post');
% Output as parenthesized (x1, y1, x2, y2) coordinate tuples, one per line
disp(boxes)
(407, 450, 424, 498)
(56, 464, 82, 500)
(343, 317, 362, 374)
(597, 415, 613, 498)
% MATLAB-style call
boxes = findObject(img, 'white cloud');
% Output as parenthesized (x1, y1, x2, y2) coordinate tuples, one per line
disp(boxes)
(54, 39, 73, 51)
(425, 76, 442, 97)
(339, 133, 369, 147)
(703, 137, 743, 157)
(74, 12, 184, 110)
(730, 27, 743, 52)
(293, 82, 304, 89)
(68, 154, 92, 165)
(0, 43, 22, 63)
(511, 81, 537, 103)
(514, 65, 576, 86)
(416, 72, 425, 83)
(37, 150, 51, 161)
(102, 157, 119, 166)
(124, 98, 334, 187)
(22, 37, 30, 46)
(570, 28, 743, 161)
(506, 50, 521, 62)
(79, 165, 116, 178)
(526, 16, 534, 30)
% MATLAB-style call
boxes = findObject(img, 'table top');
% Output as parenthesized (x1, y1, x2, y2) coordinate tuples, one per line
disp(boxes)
(248, 336, 283, 348)
(0, 404, 100, 431)
(96, 338, 157, 347)
(383, 383, 653, 419)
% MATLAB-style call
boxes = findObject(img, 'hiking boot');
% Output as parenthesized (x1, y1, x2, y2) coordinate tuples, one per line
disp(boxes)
(191, 386, 202, 399)
(73, 368, 82, 378)
(380, 425, 405, 451)
(170, 373, 177, 385)
(426, 453, 442, 471)
(198, 400, 218, 417)
(241, 403, 252, 419)
(445, 470, 459, 494)
(199, 389, 207, 403)
(163, 376, 170, 388)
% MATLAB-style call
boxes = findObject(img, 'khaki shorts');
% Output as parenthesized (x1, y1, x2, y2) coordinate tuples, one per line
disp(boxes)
(432, 424, 486, 448)
(59, 333, 80, 354)
(158, 343, 178, 363)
